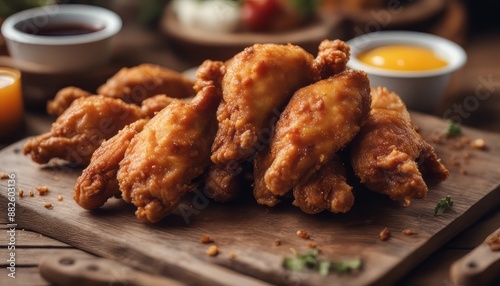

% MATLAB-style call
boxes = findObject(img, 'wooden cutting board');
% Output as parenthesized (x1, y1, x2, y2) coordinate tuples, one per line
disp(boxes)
(1, 112, 500, 286)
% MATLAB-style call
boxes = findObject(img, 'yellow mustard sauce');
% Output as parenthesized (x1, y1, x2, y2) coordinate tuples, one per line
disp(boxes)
(357, 45, 448, 71)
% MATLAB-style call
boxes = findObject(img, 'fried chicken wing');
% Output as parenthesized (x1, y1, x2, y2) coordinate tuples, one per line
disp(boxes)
(46, 86, 93, 116)
(254, 70, 371, 206)
(292, 155, 354, 214)
(117, 61, 225, 223)
(74, 119, 148, 210)
(24, 96, 145, 165)
(350, 87, 449, 201)
(97, 64, 195, 105)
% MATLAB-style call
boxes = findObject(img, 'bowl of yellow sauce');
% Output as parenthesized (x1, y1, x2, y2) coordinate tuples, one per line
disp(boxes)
(347, 31, 466, 113)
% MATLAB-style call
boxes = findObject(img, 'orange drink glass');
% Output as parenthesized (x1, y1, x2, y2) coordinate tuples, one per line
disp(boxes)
(0, 67, 24, 140)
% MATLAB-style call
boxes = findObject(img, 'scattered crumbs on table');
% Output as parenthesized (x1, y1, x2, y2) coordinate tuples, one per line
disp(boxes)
(486, 233, 500, 251)
(274, 239, 281, 246)
(18, 189, 24, 198)
(44, 203, 53, 209)
(470, 138, 487, 150)
(403, 198, 411, 207)
(206, 245, 219, 257)
(0, 172, 9, 179)
(57, 195, 63, 201)
(307, 241, 317, 249)
(228, 251, 237, 259)
(36, 186, 49, 196)
(29, 191, 34, 197)
(200, 235, 213, 244)
(296, 230, 310, 239)
(379, 227, 390, 241)
(402, 229, 414, 236)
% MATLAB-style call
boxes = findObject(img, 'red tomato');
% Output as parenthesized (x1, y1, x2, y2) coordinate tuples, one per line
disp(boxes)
(241, 0, 281, 32)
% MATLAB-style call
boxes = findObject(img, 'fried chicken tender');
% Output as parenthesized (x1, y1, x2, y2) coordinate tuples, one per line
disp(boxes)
(254, 70, 371, 206)
(350, 87, 449, 201)
(292, 155, 354, 214)
(23, 96, 145, 165)
(46, 86, 93, 116)
(97, 64, 195, 105)
(117, 61, 225, 223)
(74, 119, 148, 210)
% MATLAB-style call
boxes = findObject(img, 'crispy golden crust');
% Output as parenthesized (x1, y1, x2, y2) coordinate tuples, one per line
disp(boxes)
(74, 119, 148, 210)
(118, 86, 221, 223)
(97, 64, 195, 105)
(202, 165, 242, 203)
(23, 96, 145, 165)
(253, 70, 371, 205)
(46, 86, 93, 116)
(350, 87, 449, 201)
(313, 39, 350, 80)
(293, 155, 354, 214)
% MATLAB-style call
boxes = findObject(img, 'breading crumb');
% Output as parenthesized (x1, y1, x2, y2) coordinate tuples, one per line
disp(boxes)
(403, 198, 411, 207)
(486, 233, 500, 251)
(459, 168, 468, 175)
(296, 230, 310, 239)
(200, 235, 213, 244)
(44, 203, 53, 209)
(57, 195, 63, 201)
(206, 245, 219, 257)
(274, 239, 281, 246)
(402, 229, 414, 236)
(18, 189, 24, 198)
(228, 251, 237, 259)
(29, 191, 34, 197)
(379, 227, 390, 241)
(0, 173, 9, 179)
(307, 241, 317, 249)
(36, 186, 49, 196)
(470, 138, 486, 150)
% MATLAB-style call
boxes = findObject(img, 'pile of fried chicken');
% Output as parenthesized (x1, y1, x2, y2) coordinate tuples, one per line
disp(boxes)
(23, 39, 449, 223)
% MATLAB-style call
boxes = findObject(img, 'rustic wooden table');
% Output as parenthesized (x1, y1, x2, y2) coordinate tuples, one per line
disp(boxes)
(1, 4, 500, 284)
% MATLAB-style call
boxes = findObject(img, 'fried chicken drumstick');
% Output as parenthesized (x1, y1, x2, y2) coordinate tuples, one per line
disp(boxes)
(350, 87, 449, 202)
(211, 40, 350, 166)
(117, 61, 225, 223)
(254, 70, 371, 206)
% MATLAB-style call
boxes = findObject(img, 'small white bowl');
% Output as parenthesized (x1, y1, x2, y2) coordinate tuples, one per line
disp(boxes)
(347, 31, 466, 113)
(1, 4, 122, 73)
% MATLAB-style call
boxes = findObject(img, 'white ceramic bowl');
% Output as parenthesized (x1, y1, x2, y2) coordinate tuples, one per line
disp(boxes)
(1, 4, 122, 73)
(347, 31, 466, 113)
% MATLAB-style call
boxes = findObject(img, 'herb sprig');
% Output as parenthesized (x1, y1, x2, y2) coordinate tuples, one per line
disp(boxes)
(444, 120, 462, 137)
(434, 195, 454, 216)
(283, 249, 362, 276)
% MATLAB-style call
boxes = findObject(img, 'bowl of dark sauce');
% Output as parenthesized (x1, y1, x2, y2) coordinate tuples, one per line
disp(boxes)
(1, 4, 121, 73)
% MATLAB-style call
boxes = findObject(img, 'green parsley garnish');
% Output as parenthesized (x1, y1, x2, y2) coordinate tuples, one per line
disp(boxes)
(444, 120, 462, 137)
(434, 195, 454, 216)
(283, 249, 362, 276)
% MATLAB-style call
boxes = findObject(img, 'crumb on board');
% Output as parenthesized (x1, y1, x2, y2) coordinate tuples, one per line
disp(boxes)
(403, 198, 411, 207)
(200, 235, 213, 244)
(57, 195, 63, 201)
(307, 241, 317, 249)
(470, 138, 486, 150)
(487, 233, 500, 251)
(274, 239, 281, 246)
(459, 168, 468, 175)
(29, 191, 34, 197)
(296, 230, 310, 239)
(379, 227, 390, 241)
(206, 245, 219, 257)
(228, 251, 237, 259)
(44, 203, 53, 209)
(0, 173, 9, 179)
(402, 229, 414, 236)
(18, 189, 24, 198)
(36, 186, 49, 196)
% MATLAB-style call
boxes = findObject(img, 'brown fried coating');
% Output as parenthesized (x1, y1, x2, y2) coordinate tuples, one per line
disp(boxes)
(293, 155, 354, 214)
(23, 96, 145, 165)
(313, 39, 350, 80)
(46, 86, 93, 116)
(97, 64, 195, 105)
(254, 70, 371, 206)
(202, 165, 242, 203)
(117, 60, 225, 223)
(211, 43, 319, 165)
(74, 119, 148, 210)
(140, 94, 181, 117)
(350, 87, 449, 201)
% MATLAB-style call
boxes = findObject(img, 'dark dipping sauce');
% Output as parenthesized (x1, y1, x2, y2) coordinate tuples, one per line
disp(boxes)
(22, 24, 103, 36)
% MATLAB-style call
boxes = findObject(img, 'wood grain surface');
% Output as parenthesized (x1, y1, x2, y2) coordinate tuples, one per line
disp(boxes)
(1, 112, 500, 286)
